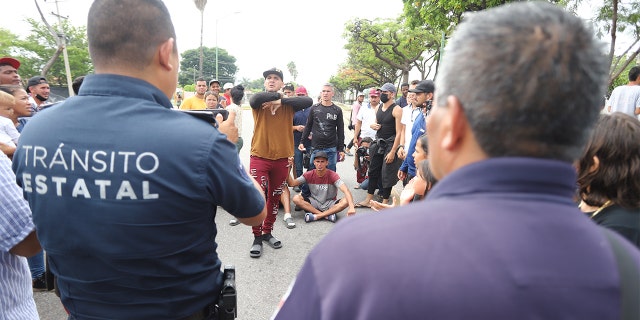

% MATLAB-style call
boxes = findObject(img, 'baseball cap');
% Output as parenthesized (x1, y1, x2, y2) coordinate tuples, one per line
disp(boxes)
(223, 82, 233, 90)
(26, 76, 47, 93)
(209, 79, 220, 86)
(357, 92, 365, 96)
(369, 88, 380, 97)
(409, 80, 435, 94)
(380, 83, 397, 93)
(314, 151, 329, 160)
(0, 57, 20, 69)
(295, 86, 308, 96)
(263, 67, 283, 80)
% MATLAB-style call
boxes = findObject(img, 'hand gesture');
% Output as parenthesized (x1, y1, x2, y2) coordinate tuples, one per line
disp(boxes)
(217, 111, 238, 143)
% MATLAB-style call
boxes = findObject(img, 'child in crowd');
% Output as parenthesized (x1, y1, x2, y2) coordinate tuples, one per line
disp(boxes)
(0, 91, 19, 157)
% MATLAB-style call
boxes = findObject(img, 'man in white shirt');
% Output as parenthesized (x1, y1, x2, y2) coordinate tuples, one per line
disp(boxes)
(607, 66, 640, 117)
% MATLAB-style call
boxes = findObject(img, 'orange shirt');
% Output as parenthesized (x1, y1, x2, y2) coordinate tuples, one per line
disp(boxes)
(250, 105, 295, 160)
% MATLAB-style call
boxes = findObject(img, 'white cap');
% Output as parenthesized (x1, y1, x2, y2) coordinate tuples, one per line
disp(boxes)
(223, 83, 233, 90)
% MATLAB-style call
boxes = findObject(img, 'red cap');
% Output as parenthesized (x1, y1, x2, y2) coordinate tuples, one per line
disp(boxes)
(295, 86, 308, 96)
(369, 88, 380, 97)
(0, 57, 20, 69)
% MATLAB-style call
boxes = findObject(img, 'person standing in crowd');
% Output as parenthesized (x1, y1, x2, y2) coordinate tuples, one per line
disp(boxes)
(607, 65, 640, 117)
(13, 1, 266, 318)
(1, 151, 41, 319)
(26, 76, 50, 114)
(0, 57, 22, 86)
(179, 77, 207, 110)
(395, 82, 409, 108)
(273, 3, 640, 319)
(0, 85, 32, 132)
(356, 82, 403, 207)
(226, 84, 245, 153)
(248, 67, 313, 258)
(577, 112, 640, 247)
(299, 83, 345, 173)
(352, 88, 381, 190)
(398, 80, 435, 185)
(204, 91, 221, 109)
(222, 82, 233, 105)
(397, 80, 420, 162)
(209, 79, 227, 107)
(292, 85, 311, 191)
(345, 92, 365, 156)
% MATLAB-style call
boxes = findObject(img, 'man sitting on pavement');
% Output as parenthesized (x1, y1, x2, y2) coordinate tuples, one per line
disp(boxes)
(286, 151, 356, 223)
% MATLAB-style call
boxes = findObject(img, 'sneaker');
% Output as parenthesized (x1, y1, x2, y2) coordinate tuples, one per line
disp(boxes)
(32, 274, 47, 292)
(325, 213, 337, 223)
(284, 217, 296, 229)
(229, 218, 240, 226)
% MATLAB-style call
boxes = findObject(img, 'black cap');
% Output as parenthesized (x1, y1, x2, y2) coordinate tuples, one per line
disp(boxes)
(409, 80, 435, 94)
(314, 151, 329, 160)
(263, 67, 283, 80)
(27, 76, 47, 93)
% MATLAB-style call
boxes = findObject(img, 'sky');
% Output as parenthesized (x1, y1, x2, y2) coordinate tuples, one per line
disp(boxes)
(1, 0, 405, 97)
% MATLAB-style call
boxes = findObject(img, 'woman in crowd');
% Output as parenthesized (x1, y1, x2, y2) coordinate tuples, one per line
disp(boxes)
(577, 112, 640, 247)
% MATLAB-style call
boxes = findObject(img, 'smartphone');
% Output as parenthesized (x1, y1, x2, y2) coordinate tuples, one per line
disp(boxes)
(178, 109, 229, 123)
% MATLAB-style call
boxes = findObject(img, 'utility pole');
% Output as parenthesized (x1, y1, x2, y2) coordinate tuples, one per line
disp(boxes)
(49, 0, 74, 97)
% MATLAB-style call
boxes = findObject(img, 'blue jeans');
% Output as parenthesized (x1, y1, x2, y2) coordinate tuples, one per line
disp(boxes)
(28, 250, 45, 279)
(309, 147, 337, 172)
(294, 147, 304, 178)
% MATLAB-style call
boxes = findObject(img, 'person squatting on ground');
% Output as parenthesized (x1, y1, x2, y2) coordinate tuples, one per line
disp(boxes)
(13, 1, 267, 318)
(286, 151, 356, 223)
(272, 2, 640, 319)
(577, 112, 640, 247)
(248, 67, 313, 258)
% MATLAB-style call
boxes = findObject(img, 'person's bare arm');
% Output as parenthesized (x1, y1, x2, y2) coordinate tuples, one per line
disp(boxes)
(216, 111, 238, 143)
(9, 231, 42, 257)
(353, 119, 362, 147)
(385, 105, 404, 164)
(338, 182, 356, 216)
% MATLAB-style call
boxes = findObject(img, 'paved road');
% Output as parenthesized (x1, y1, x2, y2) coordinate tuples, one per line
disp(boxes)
(34, 107, 391, 319)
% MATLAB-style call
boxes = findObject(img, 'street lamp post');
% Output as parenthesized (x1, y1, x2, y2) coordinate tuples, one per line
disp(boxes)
(215, 11, 241, 82)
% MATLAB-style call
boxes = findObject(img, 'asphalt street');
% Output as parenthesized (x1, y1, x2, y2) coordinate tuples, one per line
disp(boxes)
(34, 106, 392, 319)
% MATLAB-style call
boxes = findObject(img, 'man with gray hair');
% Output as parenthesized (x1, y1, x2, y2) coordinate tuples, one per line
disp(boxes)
(273, 2, 640, 319)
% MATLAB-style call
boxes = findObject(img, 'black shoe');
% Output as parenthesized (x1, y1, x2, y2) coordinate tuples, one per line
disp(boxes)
(294, 205, 303, 211)
(32, 274, 47, 292)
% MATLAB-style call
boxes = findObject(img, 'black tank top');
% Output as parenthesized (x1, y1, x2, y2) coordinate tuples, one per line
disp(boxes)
(376, 103, 396, 139)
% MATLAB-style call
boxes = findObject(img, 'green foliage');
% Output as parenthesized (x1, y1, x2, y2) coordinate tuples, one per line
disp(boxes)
(342, 17, 437, 89)
(286, 61, 298, 82)
(241, 77, 266, 92)
(183, 84, 195, 92)
(179, 47, 237, 86)
(1, 19, 92, 86)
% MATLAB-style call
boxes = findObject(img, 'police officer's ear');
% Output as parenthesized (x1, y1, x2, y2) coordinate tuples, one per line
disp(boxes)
(158, 38, 176, 72)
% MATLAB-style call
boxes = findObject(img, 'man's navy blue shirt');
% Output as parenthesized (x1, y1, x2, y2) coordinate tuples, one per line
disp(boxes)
(13, 74, 264, 319)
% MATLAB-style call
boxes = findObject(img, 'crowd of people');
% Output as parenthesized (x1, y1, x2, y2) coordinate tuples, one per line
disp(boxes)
(1, 0, 639, 319)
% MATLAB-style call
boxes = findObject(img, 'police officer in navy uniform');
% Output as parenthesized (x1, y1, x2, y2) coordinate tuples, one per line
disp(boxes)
(13, 0, 266, 319)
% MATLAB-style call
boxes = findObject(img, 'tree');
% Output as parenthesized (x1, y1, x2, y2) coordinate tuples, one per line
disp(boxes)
(287, 61, 298, 82)
(179, 47, 237, 86)
(20, 18, 92, 85)
(193, 0, 207, 77)
(579, 0, 639, 88)
(344, 17, 437, 85)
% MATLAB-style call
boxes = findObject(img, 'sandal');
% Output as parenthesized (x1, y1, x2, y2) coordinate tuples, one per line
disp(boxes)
(354, 202, 370, 208)
(249, 236, 263, 258)
(304, 212, 316, 223)
(262, 233, 282, 249)
(325, 214, 337, 223)
(284, 217, 296, 229)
